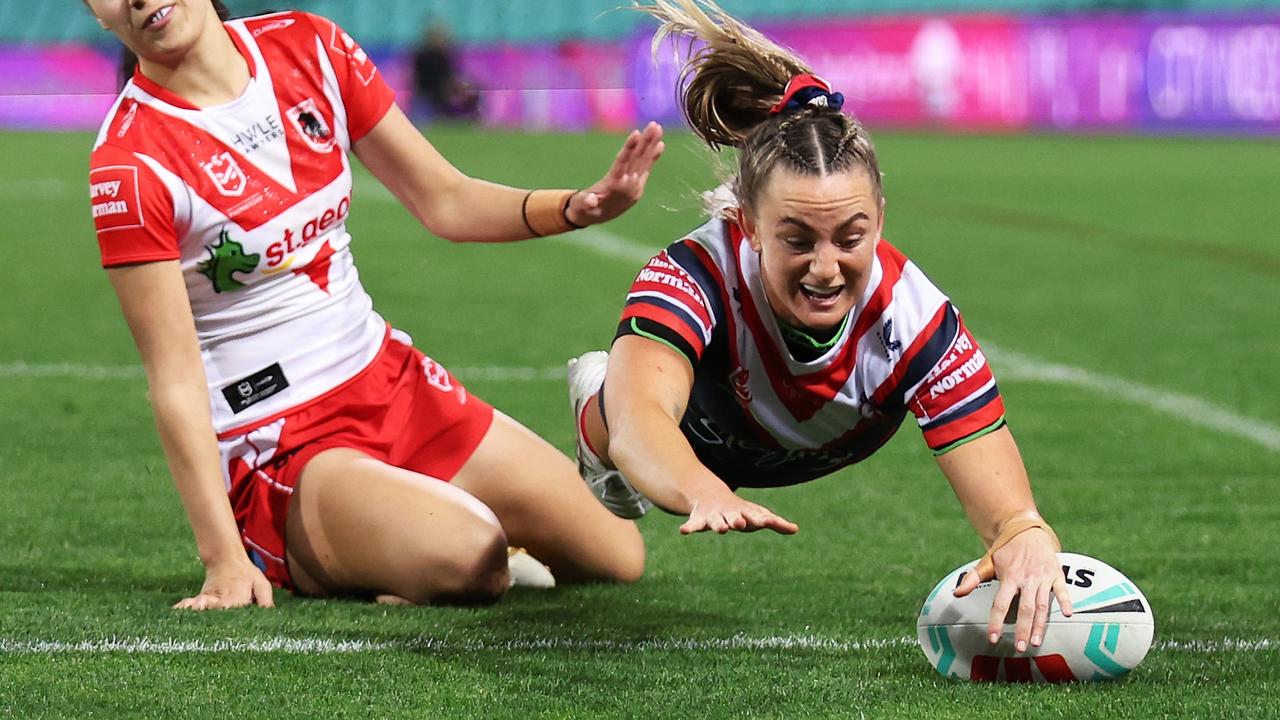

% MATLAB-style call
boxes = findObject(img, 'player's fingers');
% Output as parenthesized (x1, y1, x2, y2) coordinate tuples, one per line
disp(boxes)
(1015, 582, 1038, 652)
(765, 515, 799, 535)
(610, 131, 641, 177)
(953, 569, 980, 598)
(710, 512, 731, 534)
(1030, 581, 1052, 648)
(1054, 576, 1074, 617)
(254, 577, 275, 608)
(679, 516, 707, 534)
(987, 583, 1016, 644)
(629, 127, 664, 173)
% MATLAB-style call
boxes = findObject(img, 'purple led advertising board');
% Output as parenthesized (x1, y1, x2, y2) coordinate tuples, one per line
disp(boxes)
(2, 14, 1279, 134)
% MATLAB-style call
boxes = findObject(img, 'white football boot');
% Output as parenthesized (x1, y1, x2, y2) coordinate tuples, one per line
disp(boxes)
(507, 547, 556, 589)
(566, 351, 653, 519)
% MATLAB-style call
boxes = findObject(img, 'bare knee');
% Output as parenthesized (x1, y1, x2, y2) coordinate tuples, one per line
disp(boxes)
(402, 520, 509, 606)
(567, 522, 645, 585)
(603, 528, 646, 584)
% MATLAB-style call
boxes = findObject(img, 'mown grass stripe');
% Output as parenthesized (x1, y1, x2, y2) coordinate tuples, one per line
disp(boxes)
(0, 636, 1273, 655)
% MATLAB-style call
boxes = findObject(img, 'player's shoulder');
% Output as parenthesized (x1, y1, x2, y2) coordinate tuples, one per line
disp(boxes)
(675, 214, 737, 274)
(91, 89, 178, 171)
(877, 237, 946, 298)
(231, 10, 328, 39)
(91, 88, 141, 154)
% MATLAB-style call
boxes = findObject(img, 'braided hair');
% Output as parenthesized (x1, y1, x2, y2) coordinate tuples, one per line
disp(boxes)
(640, 0, 882, 213)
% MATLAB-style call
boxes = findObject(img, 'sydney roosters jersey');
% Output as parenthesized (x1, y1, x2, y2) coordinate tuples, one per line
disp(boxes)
(88, 12, 397, 434)
(617, 218, 1006, 489)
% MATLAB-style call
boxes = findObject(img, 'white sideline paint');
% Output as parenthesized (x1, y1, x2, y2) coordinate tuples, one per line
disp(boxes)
(571, 227, 1280, 454)
(557, 227, 657, 266)
(0, 361, 561, 383)
(4, 230, 1276, 452)
(0, 361, 145, 380)
(0, 635, 1272, 655)
(0, 178, 68, 200)
(986, 344, 1280, 453)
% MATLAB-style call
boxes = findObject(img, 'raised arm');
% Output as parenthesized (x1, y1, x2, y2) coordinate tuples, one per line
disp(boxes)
(107, 261, 273, 610)
(352, 106, 664, 243)
(941, 426, 1071, 652)
(605, 335, 797, 535)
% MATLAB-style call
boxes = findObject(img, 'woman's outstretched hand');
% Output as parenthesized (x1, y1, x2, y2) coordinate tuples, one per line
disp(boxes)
(680, 489, 799, 536)
(173, 556, 275, 610)
(566, 122, 665, 227)
(953, 528, 1072, 652)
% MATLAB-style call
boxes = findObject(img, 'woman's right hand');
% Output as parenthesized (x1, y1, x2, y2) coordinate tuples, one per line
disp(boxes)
(173, 557, 276, 610)
(680, 489, 799, 535)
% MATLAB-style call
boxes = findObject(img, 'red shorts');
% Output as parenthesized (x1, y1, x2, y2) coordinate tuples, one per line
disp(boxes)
(216, 330, 494, 590)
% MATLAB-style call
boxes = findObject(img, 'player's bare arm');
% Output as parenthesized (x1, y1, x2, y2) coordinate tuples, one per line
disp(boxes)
(605, 335, 798, 535)
(107, 261, 274, 610)
(353, 105, 664, 243)
(941, 427, 1071, 651)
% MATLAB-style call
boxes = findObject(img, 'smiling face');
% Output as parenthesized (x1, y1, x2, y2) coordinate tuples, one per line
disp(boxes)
(740, 166, 884, 332)
(84, 0, 216, 65)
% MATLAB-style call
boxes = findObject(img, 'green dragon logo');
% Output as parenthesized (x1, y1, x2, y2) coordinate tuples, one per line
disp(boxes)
(198, 229, 260, 293)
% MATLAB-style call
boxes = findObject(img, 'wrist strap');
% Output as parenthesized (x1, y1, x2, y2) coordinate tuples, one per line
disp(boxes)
(974, 517, 1061, 581)
(522, 189, 579, 237)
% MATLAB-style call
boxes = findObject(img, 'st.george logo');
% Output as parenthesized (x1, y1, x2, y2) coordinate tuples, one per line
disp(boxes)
(201, 151, 247, 197)
(287, 99, 335, 153)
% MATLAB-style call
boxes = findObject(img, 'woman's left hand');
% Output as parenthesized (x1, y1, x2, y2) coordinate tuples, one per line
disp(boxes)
(566, 122, 665, 227)
(954, 528, 1073, 652)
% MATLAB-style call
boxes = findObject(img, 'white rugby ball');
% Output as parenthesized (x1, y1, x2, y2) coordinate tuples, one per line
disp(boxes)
(918, 552, 1154, 682)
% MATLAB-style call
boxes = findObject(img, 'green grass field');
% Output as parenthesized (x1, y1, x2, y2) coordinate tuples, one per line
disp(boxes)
(1, 127, 1278, 718)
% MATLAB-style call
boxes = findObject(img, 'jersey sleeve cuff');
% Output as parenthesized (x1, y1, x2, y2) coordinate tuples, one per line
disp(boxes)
(930, 416, 1007, 456)
(101, 252, 182, 268)
(615, 317, 698, 367)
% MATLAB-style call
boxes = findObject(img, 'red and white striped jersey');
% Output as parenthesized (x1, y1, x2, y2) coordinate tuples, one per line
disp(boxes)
(616, 217, 1005, 488)
(88, 12, 397, 435)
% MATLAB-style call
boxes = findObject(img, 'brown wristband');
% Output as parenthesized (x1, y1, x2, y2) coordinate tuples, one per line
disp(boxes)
(521, 189, 579, 237)
(973, 517, 1061, 581)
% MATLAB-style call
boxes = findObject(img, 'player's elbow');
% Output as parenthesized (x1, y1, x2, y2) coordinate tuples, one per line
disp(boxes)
(414, 171, 480, 243)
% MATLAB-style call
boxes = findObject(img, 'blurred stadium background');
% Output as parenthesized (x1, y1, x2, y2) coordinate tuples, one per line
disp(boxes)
(1, 1, 1278, 717)
(4, 0, 1280, 133)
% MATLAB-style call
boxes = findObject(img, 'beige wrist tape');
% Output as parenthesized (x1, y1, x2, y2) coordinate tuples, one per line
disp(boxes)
(522, 189, 580, 237)
(973, 517, 1061, 581)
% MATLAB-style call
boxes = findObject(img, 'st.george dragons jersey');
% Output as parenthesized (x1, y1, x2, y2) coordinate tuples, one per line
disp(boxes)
(616, 218, 1006, 489)
(89, 12, 397, 435)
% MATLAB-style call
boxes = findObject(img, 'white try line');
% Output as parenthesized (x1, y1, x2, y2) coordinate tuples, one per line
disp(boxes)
(574, 227, 1280, 454)
(0, 177, 70, 200)
(0, 361, 562, 383)
(985, 344, 1280, 453)
(0, 634, 1272, 655)
(3, 230, 1276, 452)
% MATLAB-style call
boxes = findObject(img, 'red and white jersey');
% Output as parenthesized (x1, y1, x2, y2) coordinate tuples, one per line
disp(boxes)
(616, 218, 1006, 488)
(88, 12, 398, 434)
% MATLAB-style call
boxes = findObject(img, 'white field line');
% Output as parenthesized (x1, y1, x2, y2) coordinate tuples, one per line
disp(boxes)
(5, 226, 1276, 451)
(985, 344, 1280, 453)
(0, 178, 70, 200)
(0, 635, 1272, 655)
(557, 227, 658, 266)
(0, 361, 562, 383)
(573, 227, 1280, 454)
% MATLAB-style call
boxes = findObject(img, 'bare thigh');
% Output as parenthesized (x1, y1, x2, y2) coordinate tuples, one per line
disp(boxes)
(451, 411, 645, 584)
(285, 448, 509, 605)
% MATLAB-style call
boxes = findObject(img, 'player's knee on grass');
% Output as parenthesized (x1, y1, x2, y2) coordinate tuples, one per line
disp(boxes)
(399, 520, 509, 606)
(598, 528, 645, 585)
